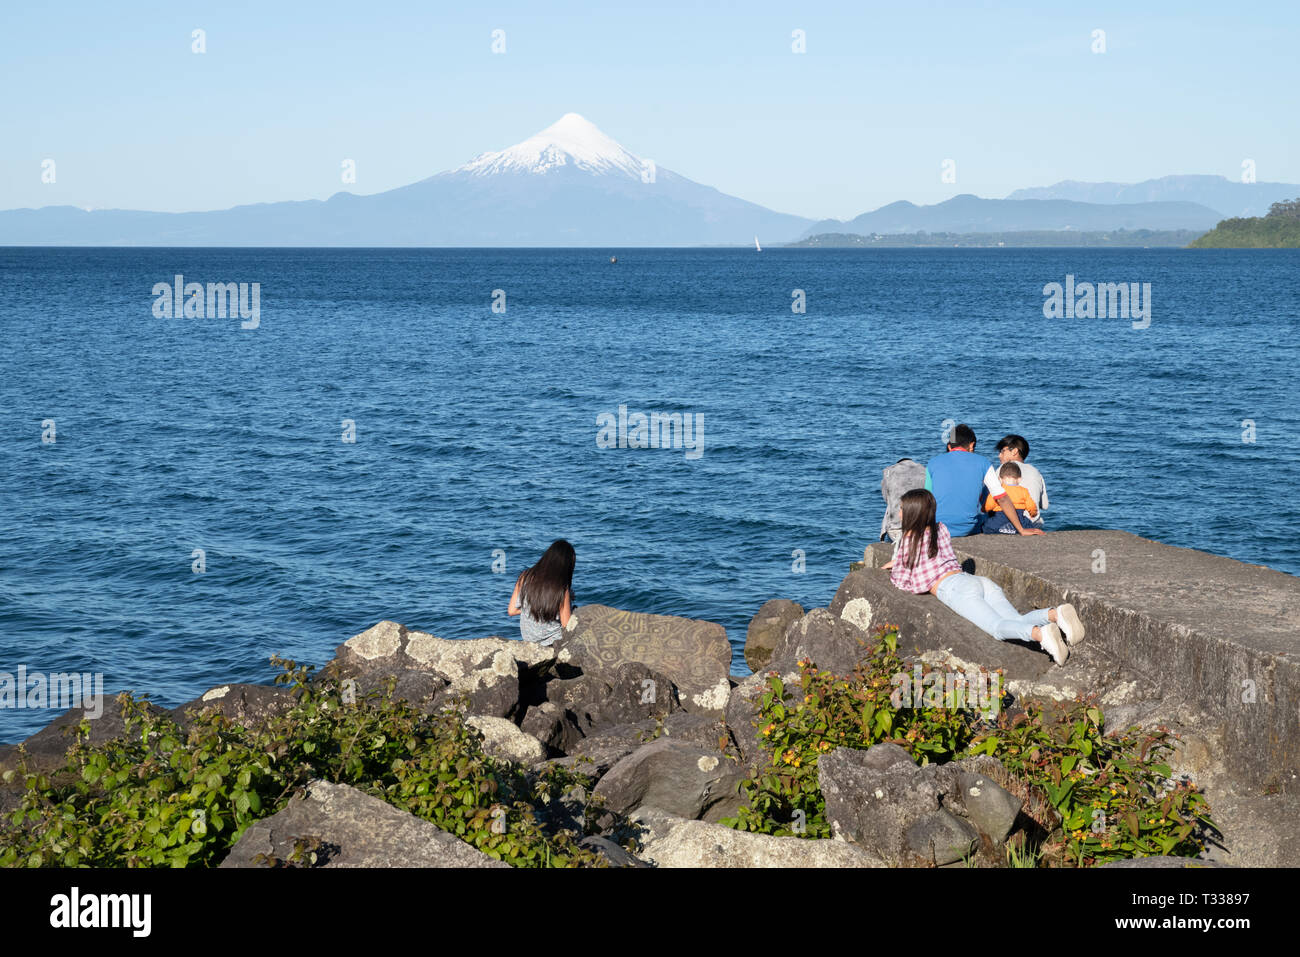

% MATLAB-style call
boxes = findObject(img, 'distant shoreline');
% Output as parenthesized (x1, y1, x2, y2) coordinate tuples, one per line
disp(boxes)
(787, 229, 1200, 248)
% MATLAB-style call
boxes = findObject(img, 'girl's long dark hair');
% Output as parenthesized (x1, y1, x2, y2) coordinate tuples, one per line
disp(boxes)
(899, 489, 941, 569)
(519, 539, 575, 622)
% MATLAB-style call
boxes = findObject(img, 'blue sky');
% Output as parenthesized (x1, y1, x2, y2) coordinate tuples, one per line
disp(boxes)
(4, 0, 1297, 219)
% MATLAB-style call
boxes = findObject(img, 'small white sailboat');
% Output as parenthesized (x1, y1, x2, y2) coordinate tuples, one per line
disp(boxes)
(754, 235, 761, 252)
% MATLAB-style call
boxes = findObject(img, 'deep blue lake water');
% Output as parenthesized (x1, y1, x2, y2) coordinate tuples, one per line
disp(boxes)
(2, 247, 1297, 742)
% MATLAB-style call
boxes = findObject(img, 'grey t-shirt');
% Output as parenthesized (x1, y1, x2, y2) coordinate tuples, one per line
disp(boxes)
(880, 458, 928, 541)
(519, 594, 563, 646)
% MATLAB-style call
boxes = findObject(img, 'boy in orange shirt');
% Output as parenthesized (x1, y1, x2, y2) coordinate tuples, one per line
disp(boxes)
(982, 462, 1039, 534)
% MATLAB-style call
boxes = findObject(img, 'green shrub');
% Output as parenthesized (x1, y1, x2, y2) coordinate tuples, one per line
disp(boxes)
(0, 658, 605, 868)
(722, 627, 983, 838)
(722, 625, 1217, 866)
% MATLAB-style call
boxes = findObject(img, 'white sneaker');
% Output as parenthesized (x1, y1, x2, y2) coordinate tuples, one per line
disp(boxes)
(1039, 623, 1068, 666)
(1056, 603, 1085, 645)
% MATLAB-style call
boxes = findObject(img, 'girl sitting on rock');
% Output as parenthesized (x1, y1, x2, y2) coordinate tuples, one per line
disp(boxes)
(507, 539, 576, 646)
(880, 489, 1083, 665)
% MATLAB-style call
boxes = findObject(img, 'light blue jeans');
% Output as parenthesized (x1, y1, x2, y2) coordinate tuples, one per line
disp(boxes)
(934, 573, 1050, 642)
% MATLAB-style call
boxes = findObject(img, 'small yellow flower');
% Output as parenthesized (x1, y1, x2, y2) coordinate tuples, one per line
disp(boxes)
(762, 723, 775, 737)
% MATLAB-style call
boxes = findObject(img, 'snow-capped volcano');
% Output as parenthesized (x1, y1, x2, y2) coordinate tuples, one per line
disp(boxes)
(456, 113, 646, 179)
(0, 112, 816, 245)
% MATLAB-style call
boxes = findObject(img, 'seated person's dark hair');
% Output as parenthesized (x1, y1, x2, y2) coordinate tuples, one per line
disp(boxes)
(950, 424, 977, 449)
(996, 434, 1030, 459)
(999, 461, 1022, 480)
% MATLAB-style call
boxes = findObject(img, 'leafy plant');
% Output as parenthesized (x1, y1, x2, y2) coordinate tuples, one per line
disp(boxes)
(0, 658, 605, 868)
(721, 625, 1216, 867)
(721, 627, 986, 838)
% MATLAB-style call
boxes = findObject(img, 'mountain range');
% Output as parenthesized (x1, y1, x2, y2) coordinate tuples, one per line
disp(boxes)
(1006, 175, 1297, 219)
(2, 115, 1296, 246)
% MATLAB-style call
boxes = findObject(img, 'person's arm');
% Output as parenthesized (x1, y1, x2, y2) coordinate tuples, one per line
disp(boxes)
(924, 467, 932, 491)
(881, 537, 900, 570)
(985, 466, 1042, 536)
(507, 575, 523, 616)
(558, 589, 573, 628)
(995, 493, 1042, 534)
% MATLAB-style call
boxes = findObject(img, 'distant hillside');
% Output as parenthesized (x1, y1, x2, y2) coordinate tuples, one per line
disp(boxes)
(790, 229, 1198, 248)
(1189, 198, 1300, 248)
(1007, 175, 1300, 219)
(800, 194, 1220, 239)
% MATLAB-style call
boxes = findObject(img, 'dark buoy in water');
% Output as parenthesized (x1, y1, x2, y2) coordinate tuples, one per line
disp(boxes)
(609, 256, 617, 263)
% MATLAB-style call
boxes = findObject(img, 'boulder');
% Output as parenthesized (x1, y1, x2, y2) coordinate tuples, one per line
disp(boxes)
(544, 664, 682, 734)
(957, 769, 1022, 845)
(520, 702, 584, 756)
(630, 806, 883, 867)
(657, 712, 738, 759)
(770, 607, 874, 676)
(745, 599, 805, 672)
(818, 744, 944, 865)
(818, 744, 1018, 866)
(170, 683, 295, 730)
(829, 569, 1052, 678)
(549, 722, 660, 779)
(219, 780, 507, 868)
(467, 715, 548, 765)
(0, 696, 168, 777)
(593, 738, 744, 820)
(556, 605, 731, 717)
(579, 836, 649, 868)
(905, 808, 979, 866)
(320, 621, 556, 720)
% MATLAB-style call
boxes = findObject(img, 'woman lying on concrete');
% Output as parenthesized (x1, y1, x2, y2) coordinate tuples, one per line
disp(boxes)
(880, 489, 1084, 665)
(507, 539, 576, 647)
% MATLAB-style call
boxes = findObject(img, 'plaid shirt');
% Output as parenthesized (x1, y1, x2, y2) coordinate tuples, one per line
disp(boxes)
(889, 522, 961, 593)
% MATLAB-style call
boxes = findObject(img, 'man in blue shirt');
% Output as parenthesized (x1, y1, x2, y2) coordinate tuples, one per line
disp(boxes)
(925, 424, 1044, 537)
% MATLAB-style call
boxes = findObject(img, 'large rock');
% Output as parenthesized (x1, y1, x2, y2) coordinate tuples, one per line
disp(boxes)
(520, 702, 584, 756)
(957, 769, 1022, 845)
(579, 836, 650, 868)
(819, 744, 944, 865)
(829, 569, 1053, 677)
(549, 722, 661, 779)
(630, 806, 883, 867)
(220, 780, 507, 868)
(818, 744, 1021, 866)
(593, 738, 744, 821)
(467, 715, 548, 765)
(770, 607, 874, 676)
(657, 712, 738, 758)
(544, 664, 682, 735)
(556, 605, 731, 717)
(321, 621, 557, 720)
(745, 599, 805, 672)
(170, 683, 295, 730)
(0, 696, 168, 777)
